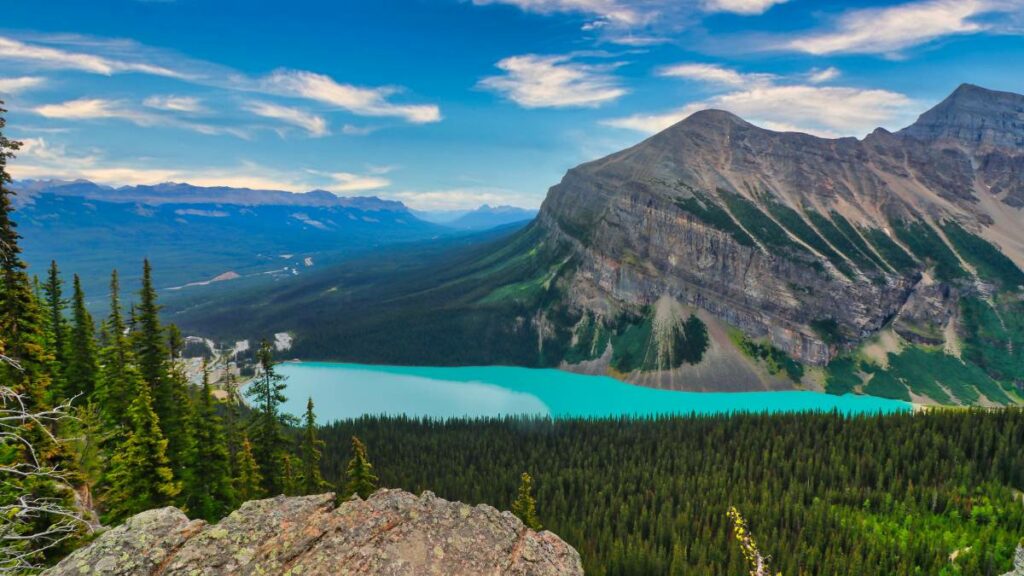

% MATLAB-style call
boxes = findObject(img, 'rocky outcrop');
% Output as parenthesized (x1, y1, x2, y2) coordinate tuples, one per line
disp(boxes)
(43, 490, 584, 576)
(1004, 544, 1024, 576)
(536, 84, 1024, 368)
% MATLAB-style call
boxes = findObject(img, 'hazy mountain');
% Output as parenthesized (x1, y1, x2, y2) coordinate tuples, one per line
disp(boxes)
(12, 180, 448, 300)
(413, 205, 538, 230)
(172, 84, 1024, 406)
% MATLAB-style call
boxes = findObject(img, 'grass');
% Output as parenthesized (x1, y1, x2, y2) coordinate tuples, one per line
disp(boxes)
(805, 211, 881, 274)
(720, 190, 814, 261)
(863, 228, 919, 276)
(672, 194, 756, 247)
(892, 221, 968, 282)
(729, 329, 805, 383)
(764, 199, 856, 278)
(941, 221, 1024, 289)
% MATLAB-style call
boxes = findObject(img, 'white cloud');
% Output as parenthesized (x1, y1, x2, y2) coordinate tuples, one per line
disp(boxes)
(327, 171, 390, 192)
(0, 35, 185, 78)
(807, 66, 840, 83)
(341, 124, 378, 136)
(472, 0, 644, 26)
(32, 97, 249, 139)
(260, 70, 441, 124)
(703, 0, 787, 15)
(479, 54, 627, 108)
(34, 98, 146, 122)
(604, 63, 916, 137)
(658, 63, 774, 87)
(0, 34, 441, 126)
(244, 100, 329, 137)
(0, 76, 46, 94)
(784, 0, 1014, 56)
(143, 95, 204, 113)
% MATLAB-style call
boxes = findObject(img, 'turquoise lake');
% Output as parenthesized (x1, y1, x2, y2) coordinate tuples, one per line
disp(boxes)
(272, 362, 911, 421)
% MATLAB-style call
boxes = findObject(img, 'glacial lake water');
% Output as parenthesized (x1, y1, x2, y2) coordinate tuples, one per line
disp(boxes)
(270, 362, 911, 422)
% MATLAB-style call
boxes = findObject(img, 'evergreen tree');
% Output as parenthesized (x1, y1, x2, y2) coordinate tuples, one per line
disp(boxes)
(100, 361, 179, 523)
(41, 260, 67, 387)
(94, 270, 133, 430)
(186, 361, 235, 521)
(234, 435, 263, 503)
(64, 274, 98, 400)
(511, 472, 542, 530)
(300, 397, 327, 495)
(341, 436, 378, 501)
(246, 340, 289, 494)
(0, 102, 50, 400)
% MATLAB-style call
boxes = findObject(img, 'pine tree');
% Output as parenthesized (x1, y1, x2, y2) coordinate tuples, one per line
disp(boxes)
(341, 436, 378, 501)
(0, 103, 50, 401)
(511, 472, 542, 530)
(234, 435, 263, 503)
(101, 364, 179, 524)
(64, 274, 98, 400)
(246, 340, 289, 495)
(300, 397, 327, 495)
(94, 271, 133, 430)
(41, 260, 67, 389)
(186, 360, 235, 521)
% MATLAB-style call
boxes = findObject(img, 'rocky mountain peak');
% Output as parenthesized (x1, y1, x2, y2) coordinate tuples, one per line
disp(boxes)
(898, 83, 1024, 149)
(43, 489, 583, 576)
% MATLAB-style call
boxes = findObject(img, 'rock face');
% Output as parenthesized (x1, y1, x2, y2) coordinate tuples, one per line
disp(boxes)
(535, 84, 1024, 372)
(43, 490, 584, 576)
(1004, 544, 1024, 576)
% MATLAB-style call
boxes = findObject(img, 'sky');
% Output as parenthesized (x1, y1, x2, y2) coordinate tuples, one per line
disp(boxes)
(1, 0, 1023, 210)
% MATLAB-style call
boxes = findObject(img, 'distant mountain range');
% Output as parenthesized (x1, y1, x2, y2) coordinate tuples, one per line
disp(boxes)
(11, 179, 530, 301)
(414, 205, 538, 230)
(172, 83, 1024, 407)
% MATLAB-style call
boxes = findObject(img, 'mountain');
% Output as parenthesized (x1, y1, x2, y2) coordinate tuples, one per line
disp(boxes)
(12, 180, 449, 300)
(44, 490, 583, 576)
(449, 205, 537, 230)
(173, 84, 1024, 406)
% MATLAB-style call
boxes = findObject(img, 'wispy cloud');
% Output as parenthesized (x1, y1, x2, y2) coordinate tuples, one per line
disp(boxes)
(259, 70, 441, 124)
(0, 35, 185, 77)
(143, 95, 204, 113)
(12, 137, 385, 193)
(244, 100, 329, 137)
(783, 0, 1019, 56)
(604, 63, 916, 137)
(658, 62, 774, 87)
(479, 54, 627, 108)
(0, 76, 46, 94)
(702, 0, 787, 15)
(0, 33, 441, 126)
(472, 0, 646, 26)
(807, 66, 840, 84)
(32, 97, 249, 138)
(327, 171, 390, 192)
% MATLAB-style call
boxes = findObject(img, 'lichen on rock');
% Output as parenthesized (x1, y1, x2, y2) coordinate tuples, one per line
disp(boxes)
(43, 489, 583, 576)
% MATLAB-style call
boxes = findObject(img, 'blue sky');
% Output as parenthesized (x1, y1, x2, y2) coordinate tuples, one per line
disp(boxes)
(1, 0, 1022, 210)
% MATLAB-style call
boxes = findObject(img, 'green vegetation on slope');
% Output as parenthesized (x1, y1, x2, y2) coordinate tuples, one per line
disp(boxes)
(672, 193, 756, 247)
(830, 212, 889, 271)
(805, 211, 881, 274)
(960, 297, 1024, 385)
(730, 330, 804, 383)
(862, 228, 919, 275)
(826, 347, 1015, 405)
(720, 191, 818, 265)
(319, 411, 1024, 576)
(764, 199, 856, 278)
(893, 220, 968, 282)
(609, 311, 710, 372)
(942, 221, 1024, 289)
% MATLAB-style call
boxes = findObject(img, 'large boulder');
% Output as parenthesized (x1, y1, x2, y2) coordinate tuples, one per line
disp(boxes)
(44, 489, 584, 575)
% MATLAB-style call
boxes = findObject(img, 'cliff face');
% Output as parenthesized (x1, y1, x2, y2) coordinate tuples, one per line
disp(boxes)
(43, 490, 583, 576)
(536, 84, 1024, 376)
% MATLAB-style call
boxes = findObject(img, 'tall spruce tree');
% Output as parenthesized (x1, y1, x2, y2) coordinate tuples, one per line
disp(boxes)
(94, 270, 133, 430)
(186, 361, 235, 521)
(300, 397, 327, 495)
(341, 436, 378, 501)
(511, 472, 542, 530)
(41, 261, 67, 390)
(0, 101, 50, 401)
(234, 435, 263, 503)
(64, 274, 98, 400)
(102, 375, 179, 523)
(246, 340, 289, 495)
